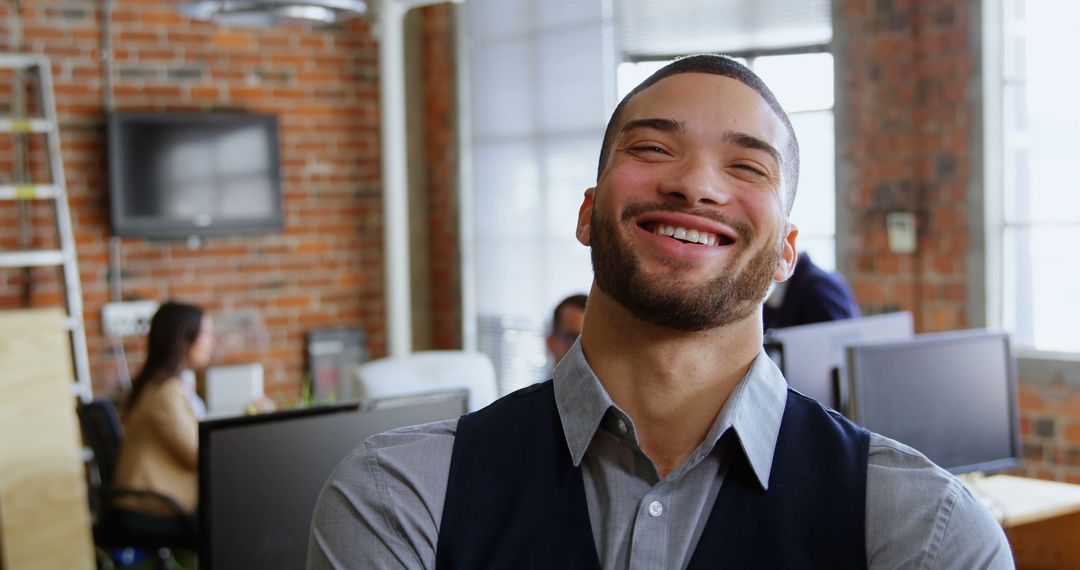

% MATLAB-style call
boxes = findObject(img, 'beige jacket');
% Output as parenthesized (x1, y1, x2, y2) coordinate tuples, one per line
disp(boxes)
(113, 376, 199, 516)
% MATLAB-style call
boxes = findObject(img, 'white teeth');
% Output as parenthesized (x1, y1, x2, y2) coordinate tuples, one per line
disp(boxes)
(651, 224, 721, 246)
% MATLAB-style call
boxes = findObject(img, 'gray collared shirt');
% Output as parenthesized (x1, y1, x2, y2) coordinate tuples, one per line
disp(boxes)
(308, 343, 1013, 569)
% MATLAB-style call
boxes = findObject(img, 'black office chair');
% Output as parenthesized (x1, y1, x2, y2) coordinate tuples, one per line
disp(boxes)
(77, 399, 197, 568)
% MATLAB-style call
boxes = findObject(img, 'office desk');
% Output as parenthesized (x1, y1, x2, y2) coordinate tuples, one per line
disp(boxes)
(968, 475, 1080, 569)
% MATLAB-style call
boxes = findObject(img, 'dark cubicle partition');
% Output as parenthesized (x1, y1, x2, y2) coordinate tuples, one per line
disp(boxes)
(845, 330, 1021, 475)
(198, 390, 468, 569)
(765, 311, 914, 413)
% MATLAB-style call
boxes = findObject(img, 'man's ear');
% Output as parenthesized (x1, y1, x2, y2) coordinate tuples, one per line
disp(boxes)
(774, 223, 799, 282)
(576, 188, 596, 246)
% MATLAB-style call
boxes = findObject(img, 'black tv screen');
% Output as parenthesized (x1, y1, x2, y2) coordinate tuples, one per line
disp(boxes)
(108, 112, 283, 238)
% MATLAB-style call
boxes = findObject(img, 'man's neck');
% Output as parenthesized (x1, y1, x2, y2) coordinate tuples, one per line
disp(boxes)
(579, 287, 764, 478)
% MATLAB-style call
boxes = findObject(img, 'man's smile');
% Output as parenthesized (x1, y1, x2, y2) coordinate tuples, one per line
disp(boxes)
(641, 222, 737, 247)
(624, 207, 751, 262)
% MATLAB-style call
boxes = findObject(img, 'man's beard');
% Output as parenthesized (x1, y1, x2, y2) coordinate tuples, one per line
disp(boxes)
(589, 201, 782, 332)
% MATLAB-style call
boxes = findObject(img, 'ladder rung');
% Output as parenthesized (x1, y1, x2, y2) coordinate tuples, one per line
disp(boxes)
(71, 382, 91, 400)
(0, 117, 54, 133)
(0, 53, 48, 69)
(0, 249, 66, 267)
(62, 316, 84, 331)
(0, 184, 60, 200)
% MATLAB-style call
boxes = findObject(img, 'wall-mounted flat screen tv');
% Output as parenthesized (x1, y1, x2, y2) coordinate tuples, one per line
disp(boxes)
(108, 112, 283, 238)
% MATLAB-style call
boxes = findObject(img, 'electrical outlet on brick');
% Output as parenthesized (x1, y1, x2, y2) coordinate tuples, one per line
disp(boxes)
(102, 301, 160, 338)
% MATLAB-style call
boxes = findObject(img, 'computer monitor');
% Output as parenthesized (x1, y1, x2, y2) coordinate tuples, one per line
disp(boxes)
(845, 330, 1020, 475)
(198, 390, 469, 569)
(205, 363, 264, 419)
(765, 312, 914, 413)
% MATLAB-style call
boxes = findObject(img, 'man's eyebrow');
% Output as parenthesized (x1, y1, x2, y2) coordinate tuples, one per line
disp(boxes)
(723, 131, 782, 165)
(618, 120, 783, 166)
(619, 117, 684, 136)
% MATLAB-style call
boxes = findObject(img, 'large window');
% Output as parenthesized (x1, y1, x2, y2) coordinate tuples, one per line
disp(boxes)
(992, 0, 1080, 352)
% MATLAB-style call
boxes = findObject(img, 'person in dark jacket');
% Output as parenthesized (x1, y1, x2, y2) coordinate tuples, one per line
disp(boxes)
(763, 252, 860, 330)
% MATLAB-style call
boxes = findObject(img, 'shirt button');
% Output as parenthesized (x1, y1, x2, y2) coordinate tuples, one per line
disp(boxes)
(616, 419, 628, 434)
(648, 500, 663, 517)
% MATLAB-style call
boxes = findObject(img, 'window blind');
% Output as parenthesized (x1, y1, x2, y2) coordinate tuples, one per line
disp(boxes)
(618, 0, 831, 57)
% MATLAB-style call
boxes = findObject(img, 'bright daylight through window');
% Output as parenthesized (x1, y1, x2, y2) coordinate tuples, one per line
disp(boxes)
(998, 0, 1080, 352)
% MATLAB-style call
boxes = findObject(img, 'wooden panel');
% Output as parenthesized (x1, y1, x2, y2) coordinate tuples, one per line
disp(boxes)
(965, 475, 1080, 569)
(1007, 510, 1080, 570)
(0, 308, 94, 569)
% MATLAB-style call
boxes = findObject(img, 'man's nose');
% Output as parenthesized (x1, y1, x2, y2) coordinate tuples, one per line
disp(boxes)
(657, 155, 731, 207)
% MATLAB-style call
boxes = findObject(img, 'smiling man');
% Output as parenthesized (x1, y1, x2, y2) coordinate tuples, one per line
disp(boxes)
(308, 55, 1011, 569)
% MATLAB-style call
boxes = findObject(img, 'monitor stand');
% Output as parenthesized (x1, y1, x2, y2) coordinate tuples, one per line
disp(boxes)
(830, 366, 846, 416)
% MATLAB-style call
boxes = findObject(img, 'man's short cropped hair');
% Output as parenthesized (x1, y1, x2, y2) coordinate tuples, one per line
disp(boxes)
(551, 294, 588, 333)
(595, 54, 800, 213)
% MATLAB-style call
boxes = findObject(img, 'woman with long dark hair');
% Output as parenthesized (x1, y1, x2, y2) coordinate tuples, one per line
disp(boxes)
(113, 301, 215, 521)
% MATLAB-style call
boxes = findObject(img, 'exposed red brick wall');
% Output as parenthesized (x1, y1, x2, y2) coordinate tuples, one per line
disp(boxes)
(836, 0, 975, 332)
(1016, 359, 1080, 483)
(0, 0, 458, 401)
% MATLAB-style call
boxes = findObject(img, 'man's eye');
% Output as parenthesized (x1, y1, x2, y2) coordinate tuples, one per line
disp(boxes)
(630, 145, 667, 154)
(735, 164, 767, 176)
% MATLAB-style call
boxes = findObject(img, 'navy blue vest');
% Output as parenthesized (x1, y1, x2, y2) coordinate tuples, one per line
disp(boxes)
(436, 381, 869, 569)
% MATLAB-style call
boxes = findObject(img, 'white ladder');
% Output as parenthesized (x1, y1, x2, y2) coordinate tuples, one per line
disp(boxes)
(0, 53, 92, 403)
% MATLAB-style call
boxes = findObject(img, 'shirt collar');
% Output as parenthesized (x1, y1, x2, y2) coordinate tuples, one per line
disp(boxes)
(723, 350, 789, 489)
(552, 340, 789, 490)
(552, 339, 613, 466)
